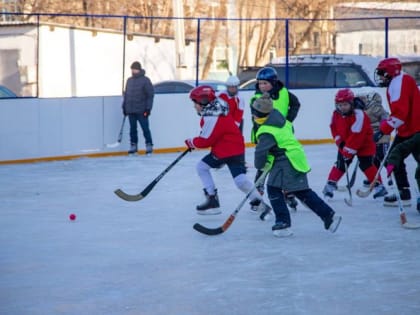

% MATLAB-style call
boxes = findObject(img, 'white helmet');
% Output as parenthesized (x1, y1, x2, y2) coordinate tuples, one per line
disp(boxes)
(226, 75, 240, 87)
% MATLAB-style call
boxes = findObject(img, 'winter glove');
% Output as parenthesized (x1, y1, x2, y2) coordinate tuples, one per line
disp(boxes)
(143, 109, 151, 117)
(379, 119, 394, 135)
(373, 131, 383, 143)
(184, 138, 195, 150)
(386, 164, 395, 178)
(334, 136, 345, 149)
(340, 148, 353, 162)
(122, 108, 127, 116)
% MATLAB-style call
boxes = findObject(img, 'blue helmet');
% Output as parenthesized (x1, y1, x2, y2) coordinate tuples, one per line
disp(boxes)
(256, 67, 278, 81)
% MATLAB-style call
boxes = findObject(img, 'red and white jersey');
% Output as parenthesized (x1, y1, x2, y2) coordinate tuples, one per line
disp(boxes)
(330, 109, 375, 156)
(218, 92, 245, 127)
(191, 100, 245, 159)
(385, 72, 420, 137)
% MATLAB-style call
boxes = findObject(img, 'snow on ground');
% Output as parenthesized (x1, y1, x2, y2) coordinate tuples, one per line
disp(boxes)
(1, 144, 420, 315)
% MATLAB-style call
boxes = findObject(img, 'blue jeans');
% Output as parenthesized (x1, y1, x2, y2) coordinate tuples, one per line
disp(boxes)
(128, 114, 153, 145)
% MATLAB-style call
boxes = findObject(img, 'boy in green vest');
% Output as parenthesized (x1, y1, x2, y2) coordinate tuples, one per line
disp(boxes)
(252, 93, 342, 237)
(250, 67, 301, 212)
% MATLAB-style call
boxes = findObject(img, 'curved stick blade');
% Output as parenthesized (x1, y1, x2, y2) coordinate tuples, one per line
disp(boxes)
(114, 189, 144, 201)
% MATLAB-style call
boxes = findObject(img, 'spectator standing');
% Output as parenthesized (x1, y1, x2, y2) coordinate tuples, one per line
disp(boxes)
(122, 61, 154, 155)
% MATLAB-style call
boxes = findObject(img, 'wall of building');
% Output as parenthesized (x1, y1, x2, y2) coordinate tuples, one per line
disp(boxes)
(0, 87, 389, 164)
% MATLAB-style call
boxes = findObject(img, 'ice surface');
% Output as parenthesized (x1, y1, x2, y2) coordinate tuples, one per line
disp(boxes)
(1, 144, 420, 315)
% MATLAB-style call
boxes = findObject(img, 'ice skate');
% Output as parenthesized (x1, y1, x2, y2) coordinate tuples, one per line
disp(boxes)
(145, 143, 153, 155)
(128, 143, 138, 154)
(383, 188, 411, 207)
(324, 213, 342, 233)
(196, 189, 221, 215)
(285, 193, 298, 211)
(322, 181, 337, 199)
(272, 222, 293, 237)
(363, 179, 371, 188)
(373, 183, 387, 199)
(417, 197, 420, 213)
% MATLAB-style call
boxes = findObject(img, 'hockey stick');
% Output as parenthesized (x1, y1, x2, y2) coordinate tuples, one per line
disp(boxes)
(337, 160, 359, 192)
(114, 148, 190, 201)
(193, 168, 270, 236)
(343, 162, 353, 206)
(106, 116, 126, 148)
(390, 173, 420, 229)
(356, 138, 394, 198)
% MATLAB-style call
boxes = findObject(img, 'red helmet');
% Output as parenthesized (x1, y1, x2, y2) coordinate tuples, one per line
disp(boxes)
(375, 58, 402, 86)
(189, 85, 216, 105)
(335, 88, 354, 103)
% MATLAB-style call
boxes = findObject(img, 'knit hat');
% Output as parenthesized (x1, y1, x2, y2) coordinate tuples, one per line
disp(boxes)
(252, 93, 273, 117)
(131, 61, 142, 70)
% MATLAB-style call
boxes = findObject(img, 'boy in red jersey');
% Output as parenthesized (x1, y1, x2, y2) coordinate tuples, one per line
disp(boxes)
(322, 89, 387, 200)
(374, 57, 420, 207)
(185, 85, 271, 215)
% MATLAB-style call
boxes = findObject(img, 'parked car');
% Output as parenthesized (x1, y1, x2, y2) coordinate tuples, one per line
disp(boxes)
(400, 56, 420, 86)
(238, 54, 380, 90)
(0, 85, 17, 98)
(153, 80, 226, 93)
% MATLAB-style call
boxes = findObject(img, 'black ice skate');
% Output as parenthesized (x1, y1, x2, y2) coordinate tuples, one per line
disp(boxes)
(383, 187, 411, 207)
(323, 212, 342, 233)
(272, 222, 293, 237)
(196, 189, 221, 215)
(285, 193, 298, 211)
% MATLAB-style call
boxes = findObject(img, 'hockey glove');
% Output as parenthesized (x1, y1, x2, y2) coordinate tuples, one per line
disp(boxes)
(335, 137, 345, 149)
(184, 138, 195, 150)
(373, 131, 383, 143)
(379, 119, 394, 135)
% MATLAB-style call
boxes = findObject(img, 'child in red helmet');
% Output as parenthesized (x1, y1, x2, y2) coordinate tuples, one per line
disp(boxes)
(185, 85, 271, 216)
(322, 88, 387, 200)
(374, 57, 420, 207)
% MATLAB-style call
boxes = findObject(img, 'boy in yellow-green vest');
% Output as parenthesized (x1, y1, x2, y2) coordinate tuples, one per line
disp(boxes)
(252, 93, 342, 237)
(250, 67, 301, 212)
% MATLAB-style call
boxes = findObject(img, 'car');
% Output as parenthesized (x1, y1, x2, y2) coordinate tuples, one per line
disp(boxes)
(399, 56, 420, 86)
(238, 54, 379, 90)
(0, 85, 17, 98)
(153, 80, 226, 93)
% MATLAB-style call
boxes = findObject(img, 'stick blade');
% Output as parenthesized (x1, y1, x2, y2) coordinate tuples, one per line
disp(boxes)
(193, 223, 224, 235)
(356, 188, 371, 198)
(114, 189, 144, 201)
(106, 141, 121, 148)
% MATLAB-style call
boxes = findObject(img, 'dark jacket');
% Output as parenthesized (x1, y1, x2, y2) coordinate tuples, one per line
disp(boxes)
(122, 69, 154, 115)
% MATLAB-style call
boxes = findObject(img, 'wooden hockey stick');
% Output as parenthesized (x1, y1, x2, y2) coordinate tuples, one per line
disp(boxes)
(391, 173, 420, 230)
(114, 148, 190, 201)
(193, 168, 270, 236)
(106, 116, 126, 148)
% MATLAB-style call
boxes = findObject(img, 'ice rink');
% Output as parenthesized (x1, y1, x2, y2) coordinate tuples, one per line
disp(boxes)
(1, 144, 420, 315)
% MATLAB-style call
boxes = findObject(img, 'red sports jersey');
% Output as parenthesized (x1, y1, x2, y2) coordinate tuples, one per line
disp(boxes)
(191, 114, 245, 159)
(384, 73, 420, 137)
(218, 92, 244, 127)
(330, 108, 375, 156)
